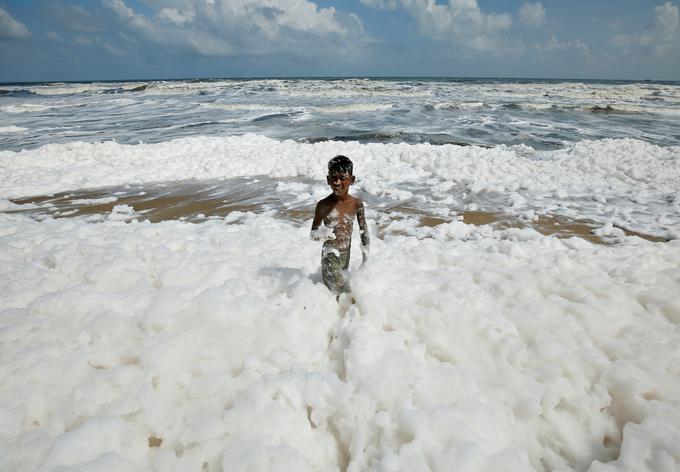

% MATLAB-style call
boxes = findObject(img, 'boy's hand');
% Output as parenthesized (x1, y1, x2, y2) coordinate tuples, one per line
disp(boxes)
(310, 226, 336, 242)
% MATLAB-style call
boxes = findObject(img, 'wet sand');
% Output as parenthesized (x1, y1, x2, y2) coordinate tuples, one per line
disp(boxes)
(6, 177, 667, 245)
(461, 211, 667, 244)
(9, 177, 294, 223)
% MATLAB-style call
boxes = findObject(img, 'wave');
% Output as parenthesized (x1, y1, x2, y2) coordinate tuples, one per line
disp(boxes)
(0, 89, 36, 97)
(19, 83, 144, 95)
(313, 103, 394, 113)
(201, 103, 290, 112)
(251, 112, 303, 122)
(500, 102, 680, 115)
(0, 103, 56, 113)
(4, 78, 679, 102)
(426, 102, 485, 111)
(202, 102, 394, 114)
(298, 131, 485, 146)
(0, 126, 27, 133)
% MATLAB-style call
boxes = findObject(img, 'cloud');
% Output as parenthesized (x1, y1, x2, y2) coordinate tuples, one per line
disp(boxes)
(101, 0, 366, 57)
(157, 8, 194, 25)
(655, 1, 679, 41)
(610, 2, 679, 56)
(74, 36, 95, 46)
(0, 6, 32, 39)
(103, 0, 151, 30)
(519, 2, 545, 27)
(538, 35, 589, 55)
(360, 0, 512, 54)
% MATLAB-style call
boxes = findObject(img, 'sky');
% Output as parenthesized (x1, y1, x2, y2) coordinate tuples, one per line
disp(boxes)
(0, 0, 679, 82)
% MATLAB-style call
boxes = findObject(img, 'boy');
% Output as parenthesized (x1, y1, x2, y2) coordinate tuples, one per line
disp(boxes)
(310, 155, 369, 294)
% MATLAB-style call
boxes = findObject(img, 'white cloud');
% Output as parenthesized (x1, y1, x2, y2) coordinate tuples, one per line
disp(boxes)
(359, 0, 399, 9)
(655, 1, 679, 41)
(539, 35, 589, 54)
(104, 0, 135, 19)
(519, 2, 545, 27)
(0, 6, 31, 39)
(157, 8, 194, 25)
(104, 0, 152, 30)
(610, 1, 679, 56)
(46, 31, 62, 41)
(102, 0, 366, 57)
(360, 0, 512, 54)
(75, 36, 95, 46)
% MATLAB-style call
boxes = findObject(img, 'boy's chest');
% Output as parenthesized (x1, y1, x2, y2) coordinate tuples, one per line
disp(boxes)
(324, 204, 355, 227)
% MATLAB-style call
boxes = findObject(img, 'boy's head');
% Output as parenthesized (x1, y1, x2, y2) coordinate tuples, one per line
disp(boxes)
(328, 155, 353, 175)
(327, 155, 355, 197)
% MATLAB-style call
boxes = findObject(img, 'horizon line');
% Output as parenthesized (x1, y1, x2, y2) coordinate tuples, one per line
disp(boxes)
(2, 75, 679, 86)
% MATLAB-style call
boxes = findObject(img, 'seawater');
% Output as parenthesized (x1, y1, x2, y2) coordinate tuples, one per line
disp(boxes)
(1, 77, 680, 151)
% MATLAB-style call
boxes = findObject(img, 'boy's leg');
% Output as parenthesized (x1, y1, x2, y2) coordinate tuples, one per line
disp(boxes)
(322, 249, 350, 294)
(341, 249, 350, 270)
(339, 249, 351, 293)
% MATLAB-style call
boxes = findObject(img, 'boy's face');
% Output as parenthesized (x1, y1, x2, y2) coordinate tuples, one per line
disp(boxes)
(327, 171, 355, 197)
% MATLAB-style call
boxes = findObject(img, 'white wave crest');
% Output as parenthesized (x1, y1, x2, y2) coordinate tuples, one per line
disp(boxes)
(0, 126, 27, 133)
(0, 103, 54, 113)
(517, 102, 680, 115)
(201, 103, 291, 112)
(433, 102, 485, 111)
(15, 82, 148, 95)
(314, 103, 394, 113)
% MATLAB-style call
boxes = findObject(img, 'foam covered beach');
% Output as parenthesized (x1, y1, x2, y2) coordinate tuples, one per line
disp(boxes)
(1, 79, 680, 471)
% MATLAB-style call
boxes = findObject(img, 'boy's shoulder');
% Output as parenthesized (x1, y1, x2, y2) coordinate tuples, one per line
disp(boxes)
(349, 194, 364, 208)
(316, 194, 336, 206)
(315, 193, 363, 209)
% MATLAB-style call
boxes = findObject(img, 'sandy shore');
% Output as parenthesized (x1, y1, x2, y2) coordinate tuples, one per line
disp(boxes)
(6, 176, 668, 245)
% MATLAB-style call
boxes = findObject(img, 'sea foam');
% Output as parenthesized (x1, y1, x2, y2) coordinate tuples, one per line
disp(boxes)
(0, 210, 678, 471)
(1, 135, 678, 237)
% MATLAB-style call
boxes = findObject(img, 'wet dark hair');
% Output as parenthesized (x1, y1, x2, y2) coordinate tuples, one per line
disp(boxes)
(328, 155, 353, 175)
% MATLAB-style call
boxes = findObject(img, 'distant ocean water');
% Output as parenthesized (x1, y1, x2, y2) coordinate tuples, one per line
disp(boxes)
(1, 77, 679, 151)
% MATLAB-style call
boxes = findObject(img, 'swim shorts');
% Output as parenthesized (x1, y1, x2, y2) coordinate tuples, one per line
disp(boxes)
(321, 247, 350, 294)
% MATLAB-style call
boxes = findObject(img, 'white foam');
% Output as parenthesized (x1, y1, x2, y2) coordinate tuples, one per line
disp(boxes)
(314, 103, 394, 113)
(518, 102, 680, 116)
(0, 103, 54, 113)
(434, 101, 485, 110)
(0, 211, 678, 471)
(70, 197, 119, 205)
(201, 103, 288, 112)
(0, 126, 27, 133)
(18, 82, 148, 96)
(0, 135, 678, 237)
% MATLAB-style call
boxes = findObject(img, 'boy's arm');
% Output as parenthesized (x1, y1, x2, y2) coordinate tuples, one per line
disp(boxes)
(310, 202, 334, 241)
(357, 200, 370, 263)
(311, 202, 323, 231)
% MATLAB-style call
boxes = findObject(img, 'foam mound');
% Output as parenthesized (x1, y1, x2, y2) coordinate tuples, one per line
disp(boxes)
(1, 212, 679, 471)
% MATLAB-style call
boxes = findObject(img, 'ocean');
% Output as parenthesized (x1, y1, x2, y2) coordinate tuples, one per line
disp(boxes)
(2, 78, 680, 151)
(1, 78, 679, 471)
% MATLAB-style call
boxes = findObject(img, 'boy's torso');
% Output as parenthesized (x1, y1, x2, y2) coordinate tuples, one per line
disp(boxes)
(320, 194, 360, 251)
